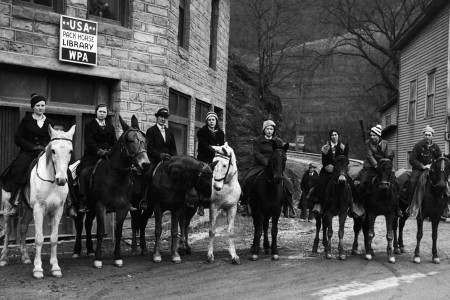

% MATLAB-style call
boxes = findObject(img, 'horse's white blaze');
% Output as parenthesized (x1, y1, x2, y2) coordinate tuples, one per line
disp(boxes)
(312, 272, 436, 300)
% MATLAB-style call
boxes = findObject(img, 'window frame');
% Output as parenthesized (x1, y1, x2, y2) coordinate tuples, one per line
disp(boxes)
(168, 89, 191, 155)
(425, 69, 436, 118)
(209, 0, 219, 70)
(12, 0, 64, 13)
(178, 0, 190, 50)
(385, 113, 391, 127)
(407, 79, 417, 123)
(87, 0, 129, 27)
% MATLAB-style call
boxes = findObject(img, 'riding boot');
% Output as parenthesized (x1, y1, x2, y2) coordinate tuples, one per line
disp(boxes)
(78, 195, 89, 213)
(285, 194, 296, 218)
(64, 192, 78, 217)
(8, 188, 22, 216)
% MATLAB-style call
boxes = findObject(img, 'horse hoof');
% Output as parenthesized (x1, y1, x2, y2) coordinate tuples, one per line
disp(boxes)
(413, 257, 421, 264)
(114, 259, 124, 267)
(94, 260, 103, 269)
(338, 255, 346, 261)
(433, 257, 440, 264)
(172, 256, 181, 264)
(72, 253, 81, 259)
(389, 257, 396, 264)
(351, 249, 358, 256)
(365, 254, 372, 261)
(400, 247, 406, 253)
(87, 252, 95, 258)
(326, 253, 332, 259)
(232, 257, 241, 265)
(394, 248, 401, 255)
(33, 271, 44, 279)
(251, 254, 258, 261)
(185, 248, 192, 255)
(207, 255, 214, 264)
(52, 270, 63, 278)
(0, 260, 7, 267)
(272, 254, 279, 261)
(153, 255, 162, 263)
(23, 258, 32, 265)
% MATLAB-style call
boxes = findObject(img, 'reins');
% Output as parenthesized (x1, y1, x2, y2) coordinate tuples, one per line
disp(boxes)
(36, 137, 73, 183)
(213, 153, 232, 182)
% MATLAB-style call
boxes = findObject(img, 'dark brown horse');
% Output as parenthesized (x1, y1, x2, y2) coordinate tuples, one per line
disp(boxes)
(412, 156, 450, 264)
(312, 148, 352, 260)
(249, 142, 289, 261)
(149, 156, 217, 263)
(72, 115, 150, 269)
(352, 153, 398, 263)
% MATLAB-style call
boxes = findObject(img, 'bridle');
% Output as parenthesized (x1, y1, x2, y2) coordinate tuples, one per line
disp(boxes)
(36, 137, 73, 183)
(430, 157, 450, 188)
(121, 128, 147, 159)
(213, 152, 232, 182)
(378, 158, 393, 188)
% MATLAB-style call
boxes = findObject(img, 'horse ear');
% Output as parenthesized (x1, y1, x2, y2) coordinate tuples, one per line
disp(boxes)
(222, 147, 228, 156)
(48, 124, 56, 137)
(387, 150, 395, 161)
(209, 160, 219, 170)
(283, 142, 289, 152)
(131, 115, 140, 130)
(67, 125, 76, 139)
(118, 115, 130, 132)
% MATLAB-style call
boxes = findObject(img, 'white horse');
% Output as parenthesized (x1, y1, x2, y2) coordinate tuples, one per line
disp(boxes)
(0, 125, 75, 279)
(208, 142, 241, 265)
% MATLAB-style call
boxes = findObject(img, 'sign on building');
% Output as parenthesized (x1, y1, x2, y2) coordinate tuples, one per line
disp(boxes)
(296, 135, 304, 143)
(59, 16, 97, 66)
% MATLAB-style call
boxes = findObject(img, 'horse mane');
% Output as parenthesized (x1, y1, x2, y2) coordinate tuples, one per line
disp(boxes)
(166, 156, 204, 189)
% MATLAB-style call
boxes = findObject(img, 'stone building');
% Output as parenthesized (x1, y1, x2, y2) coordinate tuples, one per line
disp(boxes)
(0, 0, 230, 235)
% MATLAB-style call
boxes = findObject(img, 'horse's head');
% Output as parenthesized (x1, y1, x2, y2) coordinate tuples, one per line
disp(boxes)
(195, 160, 219, 199)
(268, 142, 289, 184)
(211, 142, 237, 191)
(333, 144, 349, 185)
(429, 156, 450, 189)
(47, 125, 76, 186)
(377, 151, 394, 190)
(119, 115, 150, 172)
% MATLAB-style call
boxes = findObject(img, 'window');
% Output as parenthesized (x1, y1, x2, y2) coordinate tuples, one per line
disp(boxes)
(88, 0, 129, 26)
(178, 0, 190, 49)
(209, 0, 219, 69)
(13, 0, 63, 13)
(425, 71, 435, 117)
(169, 89, 190, 155)
(385, 114, 391, 127)
(408, 79, 417, 123)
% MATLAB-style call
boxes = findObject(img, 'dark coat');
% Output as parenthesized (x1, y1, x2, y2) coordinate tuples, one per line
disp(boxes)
(320, 141, 347, 174)
(196, 125, 225, 163)
(146, 124, 177, 164)
(78, 118, 117, 173)
(253, 135, 284, 167)
(0, 114, 54, 189)
(301, 169, 319, 192)
(409, 139, 442, 171)
(363, 139, 389, 168)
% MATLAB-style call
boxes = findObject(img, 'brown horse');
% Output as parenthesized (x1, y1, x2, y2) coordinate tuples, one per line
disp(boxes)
(312, 148, 352, 260)
(72, 115, 150, 269)
(412, 156, 450, 264)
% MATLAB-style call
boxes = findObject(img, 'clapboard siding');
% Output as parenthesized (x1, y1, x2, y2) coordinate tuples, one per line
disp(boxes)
(397, 6, 449, 169)
(380, 104, 399, 168)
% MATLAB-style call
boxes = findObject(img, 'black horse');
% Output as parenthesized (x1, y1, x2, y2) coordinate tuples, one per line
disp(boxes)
(352, 153, 398, 263)
(249, 142, 289, 261)
(149, 156, 217, 263)
(72, 115, 150, 268)
(312, 148, 352, 260)
(392, 169, 410, 255)
(412, 156, 450, 264)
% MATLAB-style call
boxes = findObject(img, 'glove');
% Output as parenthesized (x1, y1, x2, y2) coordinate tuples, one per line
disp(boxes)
(32, 145, 45, 151)
(423, 164, 431, 170)
(325, 164, 334, 173)
(160, 153, 171, 161)
(96, 149, 108, 157)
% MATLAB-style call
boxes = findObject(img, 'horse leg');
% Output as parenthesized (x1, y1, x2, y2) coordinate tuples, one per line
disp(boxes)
(351, 217, 362, 255)
(207, 205, 219, 263)
(226, 205, 240, 265)
(363, 214, 375, 260)
(32, 207, 45, 279)
(170, 209, 182, 263)
(72, 214, 84, 258)
(139, 210, 151, 256)
(113, 209, 128, 267)
(94, 208, 106, 269)
(0, 202, 13, 266)
(325, 215, 333, 259)
(398, 216, 407, 253)
(250, 213, 263, 261)
(178, 208, 190, 256)
(153, 204, 163, 263)
(85, 211, 95, 257)
(393, 216, 400, 254)
(385, 213, 395, 263)
(19, 209, 33, 265)
(431, 216, 440, 264)
(263, 216, 270, 255)
(337, 212, 346, 260)
(49, 208, 64, 277)
(413, 217, 424, 263)
(312, 215, 322, 253)
(322, 215, 328, 253)
(130, 209, 139, 256)
(271, 214, 280, 261)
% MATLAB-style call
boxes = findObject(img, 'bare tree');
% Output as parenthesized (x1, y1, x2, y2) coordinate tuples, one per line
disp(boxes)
(321, 0, 431, 99)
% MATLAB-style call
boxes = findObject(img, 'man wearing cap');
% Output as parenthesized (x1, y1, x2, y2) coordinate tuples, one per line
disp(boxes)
(408, 125, 442, 214)
(299, 163, 319, 221)
(140, 108, 178, 209)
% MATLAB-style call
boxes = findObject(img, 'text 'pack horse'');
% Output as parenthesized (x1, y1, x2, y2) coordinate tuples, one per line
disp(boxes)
(1, 125, 76, 279)
(150, 155, 217, 263)
(312, 145, 352, 260)
(250, 141, 289, 261)
(412, 156, 450, 264)
(72, 115, 150, 269)
(352, 152, 398, 263)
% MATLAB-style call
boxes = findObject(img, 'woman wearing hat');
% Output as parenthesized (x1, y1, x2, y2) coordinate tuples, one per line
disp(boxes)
(240, 120, 295, 218)
(0, 93, 54, 214)
(195, 111, 225, 215)
(408, 125, 441, 213)
(78, 104, 118, 213)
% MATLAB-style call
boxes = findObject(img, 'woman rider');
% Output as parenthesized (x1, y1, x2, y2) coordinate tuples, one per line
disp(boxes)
(196, 111, 225, 216)
(240, 120, 295, 218)
(0, 93, 76, 215)
(77, 104, 118, 213)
